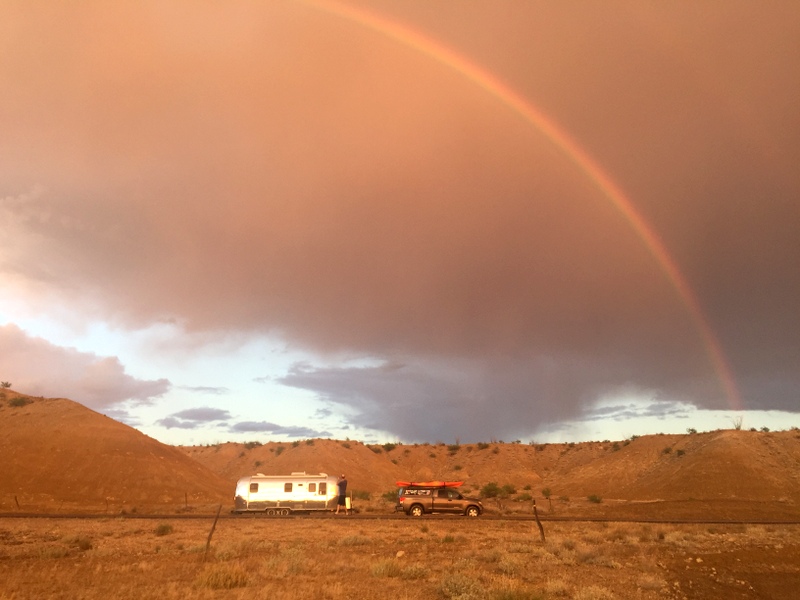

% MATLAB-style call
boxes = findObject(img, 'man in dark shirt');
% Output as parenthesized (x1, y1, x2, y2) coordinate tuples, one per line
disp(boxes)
(335, 474, 349, 515)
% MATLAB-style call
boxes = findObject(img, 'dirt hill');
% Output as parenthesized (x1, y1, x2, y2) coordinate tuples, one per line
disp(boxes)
(0, 391, 230, 513)
(182, 430, 800, 520)
(2, 389, 800, 520)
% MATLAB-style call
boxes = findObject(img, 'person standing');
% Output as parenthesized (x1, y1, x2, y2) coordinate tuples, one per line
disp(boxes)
(335, 474, 349, 515)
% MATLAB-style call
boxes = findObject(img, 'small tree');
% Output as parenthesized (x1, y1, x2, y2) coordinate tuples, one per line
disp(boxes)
(542, 487, 553, 512)
(731, 415, 744, 430)
(0, 382, 11, 389)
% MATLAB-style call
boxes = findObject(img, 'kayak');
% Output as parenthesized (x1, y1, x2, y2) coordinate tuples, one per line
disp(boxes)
(396, 481, 463, 488)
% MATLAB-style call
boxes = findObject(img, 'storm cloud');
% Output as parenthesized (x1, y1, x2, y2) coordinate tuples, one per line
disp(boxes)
(1, 1, 798, 441)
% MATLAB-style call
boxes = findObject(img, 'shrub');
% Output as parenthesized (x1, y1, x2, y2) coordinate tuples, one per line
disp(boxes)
(686, 427, 697, 434)
(481, 482, 501, 498)
(382, 443, 397, 452)
(662, 447, 672, 454)
(67, 536, 92, 551)
(438, 573, 484, 600)
(516, 493, 532, 502)
(587, 495, 602, 504)
(243, 441, 261, 450)
(371, 559, 401, 577)
(447, 444, 460, 453)
(476, 442, 490, 450)
(400, 564, 428, 580)
(341, 441, 351, 449)
(9, 397, 31, 407)
(352, 489, 370, 501)
(291, 440, 300, 447)
(154, 523, 174, 536)
(274, 445, 285, 456)
(371, 446, 383, 454)
(676, 449, 685, 457)
(453, 464, 462, 471)
(195, 564, 248, 589)
(382, 490, 398, 502)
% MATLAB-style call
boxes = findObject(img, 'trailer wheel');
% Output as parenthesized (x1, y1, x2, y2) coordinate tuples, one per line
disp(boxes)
(409, 504, 424, 517)
(266, 509, 276, 516)
(280, 508, 290, 516)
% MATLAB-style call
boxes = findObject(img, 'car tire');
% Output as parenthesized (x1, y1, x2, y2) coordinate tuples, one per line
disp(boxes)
(409, 504, 424, 517)
(465, 506, 480, 517)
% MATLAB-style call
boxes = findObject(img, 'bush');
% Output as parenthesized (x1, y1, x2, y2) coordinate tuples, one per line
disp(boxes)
(447, 444, 460, 453)
(371, 446, 383, 454)
(382, 443, 397, 452)
(476, 442, 490, 450)
(371, 559, 401, 577)
(195, 564, 248, 589)
(352, 489, 370, 501)
(438, 573, 484, 600)
(481, 482, 501, 498)
(274, 445, 285, 456)
(154, 523, 174, 536)
(243, 441, 262, 450)
(587, 495, 602, 504)
(9, 397, 31, 407)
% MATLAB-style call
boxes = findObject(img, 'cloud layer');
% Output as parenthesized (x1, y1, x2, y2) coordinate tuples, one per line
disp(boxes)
(1, 2, 798, 440)
(0, 324, 169, 408)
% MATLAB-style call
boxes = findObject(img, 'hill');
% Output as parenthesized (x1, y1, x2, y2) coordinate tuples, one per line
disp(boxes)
(2, 389, 800, 520)
(0, 390, 230, 513)
(182, 431, 800, 520)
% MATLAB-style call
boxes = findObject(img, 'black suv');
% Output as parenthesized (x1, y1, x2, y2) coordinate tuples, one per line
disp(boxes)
(396, 485, 483, 517)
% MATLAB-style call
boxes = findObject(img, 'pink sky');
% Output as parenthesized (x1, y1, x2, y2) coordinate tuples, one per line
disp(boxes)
(1, 1, 799, 443)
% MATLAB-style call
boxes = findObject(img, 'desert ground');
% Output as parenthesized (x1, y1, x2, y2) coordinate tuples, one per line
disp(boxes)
(1, 515, 799, 600)
(2, 391, 800, 599)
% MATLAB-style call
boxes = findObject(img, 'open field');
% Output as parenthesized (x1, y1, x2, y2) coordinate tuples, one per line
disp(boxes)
(1, 516, 798, 600)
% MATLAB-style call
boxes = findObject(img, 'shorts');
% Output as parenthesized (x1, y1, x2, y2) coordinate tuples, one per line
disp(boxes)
(337, 495, 346, 506)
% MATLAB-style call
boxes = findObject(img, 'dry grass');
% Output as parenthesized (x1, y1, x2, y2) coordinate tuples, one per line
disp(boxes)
(0, 517, 798, 599)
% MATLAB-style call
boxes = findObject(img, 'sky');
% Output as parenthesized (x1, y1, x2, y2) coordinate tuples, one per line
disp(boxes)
(1, 0, 799, 446)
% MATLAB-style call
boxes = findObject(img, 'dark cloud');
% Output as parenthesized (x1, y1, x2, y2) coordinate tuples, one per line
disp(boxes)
(156, 407, 231, 429)
(1, 2, 798, 440)
(179, 386, 230, 395)
(0, 324, 170, 408)
(230, 421, 331, 438)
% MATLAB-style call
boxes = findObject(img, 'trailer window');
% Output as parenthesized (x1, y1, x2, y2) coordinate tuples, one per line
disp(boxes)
(319, 483, 327, 495)
(249, 483, 258, 493)
(308, 483, 316, 493)
(284, 483, 292, 493)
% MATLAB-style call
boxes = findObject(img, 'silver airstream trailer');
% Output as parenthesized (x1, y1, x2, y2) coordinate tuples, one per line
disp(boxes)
(233, 472, 340, 515)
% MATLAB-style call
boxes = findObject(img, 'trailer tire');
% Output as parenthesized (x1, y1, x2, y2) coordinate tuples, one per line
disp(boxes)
(280, 508, 290, 516)
(266, 509, 276, 516)
(409, 504, 424, 517)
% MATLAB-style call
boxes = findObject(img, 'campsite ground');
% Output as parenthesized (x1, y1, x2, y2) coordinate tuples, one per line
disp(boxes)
(1, 515, 798, 600)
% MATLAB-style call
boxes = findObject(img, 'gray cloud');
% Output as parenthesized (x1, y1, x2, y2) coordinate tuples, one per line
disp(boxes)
(0, 2, 798, 441)
(179, 386, 230, 395)
(0, 324, 170, 409)
(230, 421, 331, 438)
(156, 407, 231, 429)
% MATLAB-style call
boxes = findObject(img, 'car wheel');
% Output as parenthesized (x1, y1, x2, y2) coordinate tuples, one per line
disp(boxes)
(409, 505, 424, 517)
(465, 506, 480, 517)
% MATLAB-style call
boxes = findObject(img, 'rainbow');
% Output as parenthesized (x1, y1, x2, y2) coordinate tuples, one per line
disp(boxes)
(298, 0, 742, 410)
